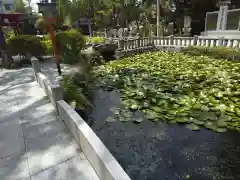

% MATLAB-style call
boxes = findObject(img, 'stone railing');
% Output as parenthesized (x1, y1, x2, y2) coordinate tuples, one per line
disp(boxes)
(31, 58, 131, 180)
(105, 35, 240, 51)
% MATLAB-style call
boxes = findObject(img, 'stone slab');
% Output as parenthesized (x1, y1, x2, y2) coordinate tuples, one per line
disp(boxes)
(0, 152, 30, 180)
(57, 100, 131, 180)
(0, 118, 25, 158)
(31, 154, 100, 180)
(20, 103, 57, 128)
(23, 120, 80, 175)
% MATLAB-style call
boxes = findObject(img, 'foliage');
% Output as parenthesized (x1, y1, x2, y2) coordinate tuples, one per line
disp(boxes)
(183, 46, 240, 60)
(82, 48, 104, 66)
(88, 37, 105, 44)
(41, 40, 53, 55)
(60, 59, 93, 110)
(55, 29, 86, 64)
(95, 52, 240, 132)
(8, 35, 46, 59)
(60, 72, 91, 110)
(2, 27, 15, 44)
(14, 0, 27, 13)
(35, 18, 48, 33)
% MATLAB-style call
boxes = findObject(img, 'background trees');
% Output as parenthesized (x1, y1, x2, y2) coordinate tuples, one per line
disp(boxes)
(52, 0, 240, 34)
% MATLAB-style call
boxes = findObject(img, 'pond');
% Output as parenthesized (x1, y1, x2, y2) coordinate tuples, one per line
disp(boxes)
(81, 51, 240, 180)
(86, 89, 240, 180)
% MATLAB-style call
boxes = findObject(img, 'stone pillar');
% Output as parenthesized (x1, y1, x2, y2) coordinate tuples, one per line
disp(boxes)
(193, 35, 198, 46)
(31, 57, 41, 82)
(119, 38, 124, 50)
(51, 84, 63, 115)
(88, 23, 92, 37)
(183, 16, 191, 36)
(216, 3, 229, 31)
(169, 35, 174, 46)
(238, 17, 240, 30)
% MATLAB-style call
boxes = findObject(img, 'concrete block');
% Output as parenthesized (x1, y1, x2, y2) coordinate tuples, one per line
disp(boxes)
(57, 100, 131, 180)
(31, 58, 41, 82)
(24, 120, 80, 175)
(31, 154, 100, 180)
(0, 152, 30, 180)
(0, 119, 25, 158)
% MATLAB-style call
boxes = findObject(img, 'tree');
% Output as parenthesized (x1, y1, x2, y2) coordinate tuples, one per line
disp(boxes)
(35, 18, 48, 33)
(14, 0, 27, 13)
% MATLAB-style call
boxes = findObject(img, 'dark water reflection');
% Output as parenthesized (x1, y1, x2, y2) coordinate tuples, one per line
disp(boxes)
(85, 89, 240, 180)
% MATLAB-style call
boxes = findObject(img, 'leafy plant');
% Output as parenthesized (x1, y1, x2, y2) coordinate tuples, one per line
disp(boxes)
(88, 37, 105, 44)
(8, 35, 46, 60)
(183, 46, 240, 60)
(41, 40, 53, 55)
(60, 72, 91, 110)
(95, 51, 240, 132)
(55, 29, 86, 64)
(35, 18, 48, 33)
(60, 52, 94, 111)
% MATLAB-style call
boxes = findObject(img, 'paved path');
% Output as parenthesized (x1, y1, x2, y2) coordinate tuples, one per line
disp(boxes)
(0, 68, 100, 180)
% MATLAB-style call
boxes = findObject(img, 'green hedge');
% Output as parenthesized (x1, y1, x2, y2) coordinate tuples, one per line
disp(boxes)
(88, 37, 105, 44)
(183, 46, 240, 60)
(41, 39, 53, 55)
(55, 29, 86, 64)
(8, 35, 46, 59)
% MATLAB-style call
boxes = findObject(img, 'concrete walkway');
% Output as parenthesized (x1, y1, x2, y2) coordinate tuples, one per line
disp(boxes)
(0, 68, 100, 180)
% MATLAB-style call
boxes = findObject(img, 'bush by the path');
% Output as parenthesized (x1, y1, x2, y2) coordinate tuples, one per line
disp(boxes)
(95, 52, 240, 132)
(87, 37, 105, 44)
(55, 30, 85, 64)
(8, 35, 46, 59)
(41, 39, 53, 55)
(183, 46, 240, 60)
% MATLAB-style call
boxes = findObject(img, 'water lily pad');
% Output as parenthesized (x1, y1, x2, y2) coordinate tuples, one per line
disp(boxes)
(185, 123, 200, 131)
(105, 116, 117, 122)
(119, 116, 129, 122)
(133, 118, 144, 123)
(219, 114, 232, 122)
(151, 106, 162, 113)
(216, 127, 228, 133)
(95, 51, 240, 131)
(204, 122, 217, 130)
(190, 118, 204, 125)
(130, 104, 138, 110)
(217, 120, 227, 127)
(176, 117, 189, 123)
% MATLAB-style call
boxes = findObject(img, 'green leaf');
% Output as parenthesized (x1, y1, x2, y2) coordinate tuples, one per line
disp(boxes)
(133, 118, 144, 123)
(204, 122, 217, 130)
(216, 128, 228, 133)
(119, 116, 129, 122)
(130, 104, 138, 110)
(190, 118, 204, 125)
(176, 117, 189, 123)
(105, 116, 117, 122)
(185, 123, 200, 131)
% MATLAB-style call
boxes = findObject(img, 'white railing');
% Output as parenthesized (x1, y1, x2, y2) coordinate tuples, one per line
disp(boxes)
(105, 35, 240, 51)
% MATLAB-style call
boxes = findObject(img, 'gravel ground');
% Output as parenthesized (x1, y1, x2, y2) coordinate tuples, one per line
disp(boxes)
(86, 89, 240, 180)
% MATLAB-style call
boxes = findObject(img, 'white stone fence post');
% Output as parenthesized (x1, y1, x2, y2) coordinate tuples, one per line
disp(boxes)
(106, 35, 240, 51)
(31, 58, 63, 114)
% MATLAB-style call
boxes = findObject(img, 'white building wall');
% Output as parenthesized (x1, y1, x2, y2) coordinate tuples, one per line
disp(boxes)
(0, 0, 15, 13)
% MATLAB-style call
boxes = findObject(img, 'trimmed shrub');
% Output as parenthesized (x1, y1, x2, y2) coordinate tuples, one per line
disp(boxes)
(55, 29, 86, 64)
(183, 46, 240, 60)
(88, 37, 105, 44)
(8, 35, 46, 59)
(41, 40, 53, 55)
